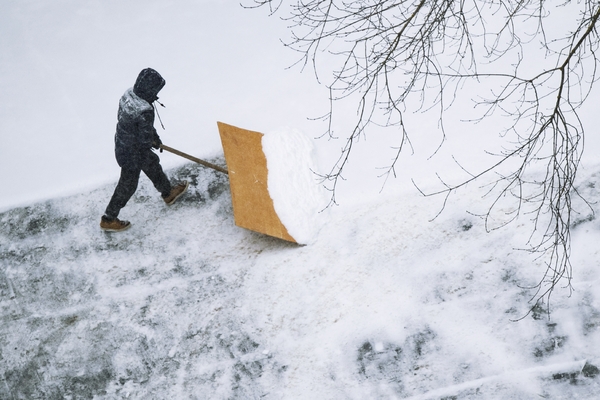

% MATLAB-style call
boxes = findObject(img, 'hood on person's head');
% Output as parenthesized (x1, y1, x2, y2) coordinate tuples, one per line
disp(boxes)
(133, 68, 165, 103)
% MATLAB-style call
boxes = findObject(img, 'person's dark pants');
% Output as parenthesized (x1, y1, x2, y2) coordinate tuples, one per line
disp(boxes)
(104, 151, 171, 219)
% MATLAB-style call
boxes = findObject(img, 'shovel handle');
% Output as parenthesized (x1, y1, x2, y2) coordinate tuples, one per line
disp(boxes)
(160, 144, 228, 175)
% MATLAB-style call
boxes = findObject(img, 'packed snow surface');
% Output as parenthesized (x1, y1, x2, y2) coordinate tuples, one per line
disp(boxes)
(262, 127, 328, 244)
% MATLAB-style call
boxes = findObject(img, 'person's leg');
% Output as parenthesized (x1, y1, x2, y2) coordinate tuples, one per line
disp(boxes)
(142, 150, 189, 205)
(141, 151, 171, 197)
(104, 167, 141, 219)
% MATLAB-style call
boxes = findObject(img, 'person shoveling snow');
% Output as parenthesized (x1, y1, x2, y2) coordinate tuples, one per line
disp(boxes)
(100, 68, 188, 232)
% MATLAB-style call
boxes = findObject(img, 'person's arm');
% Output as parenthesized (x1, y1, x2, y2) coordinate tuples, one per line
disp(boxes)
(137, 109, 156, 149)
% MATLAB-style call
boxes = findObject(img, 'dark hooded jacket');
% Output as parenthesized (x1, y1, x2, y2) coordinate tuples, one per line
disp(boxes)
(114, 68, 165, 169)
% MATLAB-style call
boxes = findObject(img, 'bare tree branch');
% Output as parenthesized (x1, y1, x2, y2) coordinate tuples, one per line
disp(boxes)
(247, 0, 600, 313)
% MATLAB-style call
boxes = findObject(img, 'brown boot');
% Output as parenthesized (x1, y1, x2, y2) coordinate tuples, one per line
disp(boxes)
(100, 216, 131, 232)
(163, 181, 189, 206)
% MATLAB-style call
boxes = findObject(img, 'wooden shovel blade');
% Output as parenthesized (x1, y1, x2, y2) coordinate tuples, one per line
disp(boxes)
(217, 122, 296, 243)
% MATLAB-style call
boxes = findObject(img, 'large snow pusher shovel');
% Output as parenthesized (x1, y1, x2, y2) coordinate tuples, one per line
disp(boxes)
(160, 122, 296, 243)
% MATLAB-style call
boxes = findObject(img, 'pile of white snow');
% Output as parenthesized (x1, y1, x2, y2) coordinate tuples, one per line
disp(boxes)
(262, 127, 328, 244)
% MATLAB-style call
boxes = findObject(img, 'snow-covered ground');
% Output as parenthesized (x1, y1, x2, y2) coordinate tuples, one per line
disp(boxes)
(2, 160, 600, 399)
(2, 1, 600, 399)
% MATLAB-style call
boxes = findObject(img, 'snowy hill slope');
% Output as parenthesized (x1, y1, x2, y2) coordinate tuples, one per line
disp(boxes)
(2, 161, 600, 399)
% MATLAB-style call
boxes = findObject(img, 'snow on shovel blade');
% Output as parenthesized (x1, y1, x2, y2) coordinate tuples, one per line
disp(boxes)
(217, 122, 297, 243)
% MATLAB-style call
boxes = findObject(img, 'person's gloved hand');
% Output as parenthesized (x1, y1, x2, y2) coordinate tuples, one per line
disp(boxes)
(152, 134, 163, 152)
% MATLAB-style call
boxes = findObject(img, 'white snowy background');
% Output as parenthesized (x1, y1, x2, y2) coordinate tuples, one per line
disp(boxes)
(2, 0, 600, 398)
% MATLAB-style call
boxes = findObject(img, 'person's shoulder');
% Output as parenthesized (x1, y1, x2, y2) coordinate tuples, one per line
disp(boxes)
(120, 88, 152, 113)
